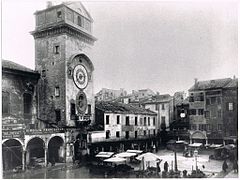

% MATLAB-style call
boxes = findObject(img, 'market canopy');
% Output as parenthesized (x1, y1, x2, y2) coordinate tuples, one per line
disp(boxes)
(95, 152, 115, 158)
(104, 157, 127, 163)
(136, 152, 162, 162)
(126, 150, 143, 154)
(115, 152, 137, 158)
(188, 143, 203, 148)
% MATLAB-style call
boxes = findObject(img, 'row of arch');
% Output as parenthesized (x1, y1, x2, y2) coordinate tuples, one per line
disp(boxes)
(2, 136, 64, 171)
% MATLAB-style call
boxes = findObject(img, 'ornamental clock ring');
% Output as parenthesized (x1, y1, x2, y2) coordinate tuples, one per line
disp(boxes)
(73, 64, 89, 89)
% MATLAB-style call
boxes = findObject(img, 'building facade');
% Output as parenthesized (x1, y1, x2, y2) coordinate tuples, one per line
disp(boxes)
(188, 78, 238, 145)
(2, 60, 67, 171)
(88, 101, 158, 154)
(95, 88, 127, 102)
(2, 1, 97, 171)
(142, 94, 174, 132)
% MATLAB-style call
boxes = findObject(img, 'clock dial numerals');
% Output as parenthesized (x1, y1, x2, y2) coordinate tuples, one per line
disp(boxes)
(73, 64, 88, 89)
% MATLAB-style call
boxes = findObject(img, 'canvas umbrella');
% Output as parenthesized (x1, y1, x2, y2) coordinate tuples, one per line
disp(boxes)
(104, 157, 127, 163)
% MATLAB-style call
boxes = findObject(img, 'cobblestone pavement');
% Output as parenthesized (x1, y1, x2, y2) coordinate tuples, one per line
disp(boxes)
(155, 149, 237, 177)
(2, 149, 238, 179)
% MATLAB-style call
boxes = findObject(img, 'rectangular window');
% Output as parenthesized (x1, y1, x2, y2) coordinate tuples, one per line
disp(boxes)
(200, 93, 204, 101)
(54, 45, 60, 54)
(191, 124, 196, 130)
(148, 130, 151, 135)
(207, 124, 211, 131)
(211, 109, 217, 118)
(153, 117, 156, 126)
(189, 96, 194, 102)
(106, 130, 110, 139)
(148, 117, 150, 126)
(126, 116, 130, 125)
(135, 131, 138, 138)
(144, 117, 147, 126)
(205, 111, 210, 118)
(217, 97, 221, 104)
(57, 11, 62, 18)
(23, 93, 32, 117)
(77, 16, 83, 26)
(70, 103, 76, 119)
(162, 104, 165, 110)
(155, 104, 159, 110)
(144, 130, 147, 136)
(2, 92, 10, 115)
(117, 115, 120, 124)
(55, 109, 61, 122)
(135, 116, 138, 125)
(218, 110, 221, 118)
(153, 129, 156, 136)
(206, 98, 210, 105)
(87, 104, 91, 115)
(190, 109, 196, 115)
(218, 124, 222, 131)
(198, 109, 204, 115)
(106, 115, 109, 125)
(116, 131, 120, 138)
(55, 86, 60, 97)
(125, 131, 129, 139)
(211, 97, 216, 104)
(228, 103, 233, 111)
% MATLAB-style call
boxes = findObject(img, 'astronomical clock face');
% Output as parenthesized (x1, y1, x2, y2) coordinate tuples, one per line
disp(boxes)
(73, 64, 88, 89)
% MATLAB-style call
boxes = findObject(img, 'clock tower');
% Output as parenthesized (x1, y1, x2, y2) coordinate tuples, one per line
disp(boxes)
(32, 1, 97, 161)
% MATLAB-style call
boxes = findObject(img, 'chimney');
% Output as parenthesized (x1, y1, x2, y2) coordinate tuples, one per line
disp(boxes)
(47, 1, 53, 8)
(194, 78, 198, 89)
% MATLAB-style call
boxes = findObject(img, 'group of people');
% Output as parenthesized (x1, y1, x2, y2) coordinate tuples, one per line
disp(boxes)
(156, 161, 169, 177)
(222, 159, 238, 173)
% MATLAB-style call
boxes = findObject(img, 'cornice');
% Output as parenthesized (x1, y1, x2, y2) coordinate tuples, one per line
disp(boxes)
(31, 24, 97, 45)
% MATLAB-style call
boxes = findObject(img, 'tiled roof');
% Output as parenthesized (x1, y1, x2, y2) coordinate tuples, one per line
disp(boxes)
(189, 78, 235, 91)
(175, 97, 189, 106)
(224, 78, 238, 88)
(142, 94, 172, 104)
(96, 101, 157, 115)
(2, 60, 37, 74)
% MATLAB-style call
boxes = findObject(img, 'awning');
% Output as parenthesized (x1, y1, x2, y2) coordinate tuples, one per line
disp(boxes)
(104, 157, 127, 163)
(188, 143, 203, 148)
(126, 149, 143, 154)
(115, 152, 137, 158)
(95, 152, 115, 158)
(136, 152, 162, 162)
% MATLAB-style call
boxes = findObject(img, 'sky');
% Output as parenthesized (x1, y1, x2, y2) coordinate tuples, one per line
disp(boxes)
(2, 0, 238, 95)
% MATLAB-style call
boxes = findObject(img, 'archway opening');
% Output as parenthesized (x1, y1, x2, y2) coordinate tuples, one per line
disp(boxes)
(48, 136, 64, 164)
(2, 139, 22, 171)
(26, 137, 45, 166)
(191, 131, 206, 144)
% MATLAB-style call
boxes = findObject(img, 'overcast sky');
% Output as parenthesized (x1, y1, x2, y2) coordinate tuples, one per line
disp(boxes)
(2, 0, 238, 95)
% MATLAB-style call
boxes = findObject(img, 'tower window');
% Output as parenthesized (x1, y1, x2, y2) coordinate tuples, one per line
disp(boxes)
(106, 115, 109, 125)
(55, 87, 60, 97)
(87, 104, 91, 115)
(54, 45, 59, 54)
(55, 109, 61, 122)
(57, 11, 62, 18)
(116, 131, 120, 138)
(117, 115, 120, 124)
(70, 103, 76, 119)
(42, 70, 46, 78)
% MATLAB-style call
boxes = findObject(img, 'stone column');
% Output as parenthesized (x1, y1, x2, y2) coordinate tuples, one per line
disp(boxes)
(22, 149, 26, 171)
(205, 138, 208, 145)
(44, 146, 48, 167)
